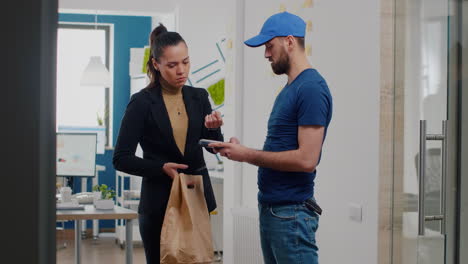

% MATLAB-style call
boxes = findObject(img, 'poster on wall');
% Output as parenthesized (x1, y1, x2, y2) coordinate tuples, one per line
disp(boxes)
(185, 37, 227, 175)
(188, 37, 226, 114)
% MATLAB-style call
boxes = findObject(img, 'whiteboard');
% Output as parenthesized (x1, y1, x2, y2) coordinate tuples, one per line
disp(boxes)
(56, 133, 97, 177)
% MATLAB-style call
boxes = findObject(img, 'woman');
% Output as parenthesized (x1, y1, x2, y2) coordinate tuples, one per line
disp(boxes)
(113, 24, 223, 263)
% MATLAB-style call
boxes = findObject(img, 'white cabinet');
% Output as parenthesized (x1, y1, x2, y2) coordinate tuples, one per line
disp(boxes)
(115, 170, 142, 247)
(209, 171, 224, 253)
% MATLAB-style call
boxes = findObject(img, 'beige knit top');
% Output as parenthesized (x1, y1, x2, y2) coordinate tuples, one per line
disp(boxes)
(162, 90, 188, 155)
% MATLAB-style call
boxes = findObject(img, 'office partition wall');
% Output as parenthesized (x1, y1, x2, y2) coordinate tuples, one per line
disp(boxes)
(3, 0, 58, 263)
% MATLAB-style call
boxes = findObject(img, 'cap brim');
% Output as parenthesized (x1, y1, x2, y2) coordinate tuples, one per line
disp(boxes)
(244, 34, 275, 47)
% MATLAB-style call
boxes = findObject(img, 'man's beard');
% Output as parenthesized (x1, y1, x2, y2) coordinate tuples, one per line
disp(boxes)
(271, 51, 290, 75)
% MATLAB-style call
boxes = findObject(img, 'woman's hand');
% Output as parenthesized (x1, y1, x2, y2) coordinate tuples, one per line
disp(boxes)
(162, 163, 195, 188)
(205, 111, 223, 129)
(162, 162, 188, 179)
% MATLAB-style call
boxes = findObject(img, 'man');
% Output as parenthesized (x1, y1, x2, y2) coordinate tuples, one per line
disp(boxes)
(210, 12, 332, 264)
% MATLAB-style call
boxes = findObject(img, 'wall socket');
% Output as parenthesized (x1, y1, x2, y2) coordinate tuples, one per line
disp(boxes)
(349, 203, 362, 222)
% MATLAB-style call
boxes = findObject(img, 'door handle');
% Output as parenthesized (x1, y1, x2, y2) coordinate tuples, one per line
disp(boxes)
(441, 120, 447, 235)
(418, 120, 447, 236)
(418, 120, 427, 236)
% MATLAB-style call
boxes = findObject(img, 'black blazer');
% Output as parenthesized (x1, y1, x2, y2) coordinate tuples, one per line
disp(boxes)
(113, 84, 223, 215)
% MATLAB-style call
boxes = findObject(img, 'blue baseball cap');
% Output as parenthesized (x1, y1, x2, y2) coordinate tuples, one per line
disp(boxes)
(244, 12, 306, 47)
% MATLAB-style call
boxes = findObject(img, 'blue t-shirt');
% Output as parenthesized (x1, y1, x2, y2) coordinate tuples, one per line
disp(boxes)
(258, 68, 333, 204)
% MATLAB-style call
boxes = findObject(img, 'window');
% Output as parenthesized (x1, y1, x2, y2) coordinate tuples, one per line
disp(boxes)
(56, 24, 111, 146)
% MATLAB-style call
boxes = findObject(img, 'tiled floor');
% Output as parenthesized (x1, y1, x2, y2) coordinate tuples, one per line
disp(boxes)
(56, 235, 223, 264)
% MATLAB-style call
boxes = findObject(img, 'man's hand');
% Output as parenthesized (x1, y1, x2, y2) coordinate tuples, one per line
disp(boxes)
(162, 162, 188, 179)
(205, 111, 223, 129)
(209, 137, 250, 162)
(208, 126, 323, 172)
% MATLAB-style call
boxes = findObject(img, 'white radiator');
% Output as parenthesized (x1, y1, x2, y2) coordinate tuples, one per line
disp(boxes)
(232, 208, 264, 264)
(211, 179, 223, 252)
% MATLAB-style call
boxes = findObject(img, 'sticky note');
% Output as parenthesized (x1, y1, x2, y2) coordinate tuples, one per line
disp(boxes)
(142, 47, 150, 73)
(303, 0, 313, 8)
(227, 39, 233, 49)
(279, 3, 287, 12)
(306, 44, 312, 56)
(306, 20, 313, 32)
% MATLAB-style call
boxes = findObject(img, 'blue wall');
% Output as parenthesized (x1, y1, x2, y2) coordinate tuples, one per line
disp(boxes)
(59, 13, 152, 229)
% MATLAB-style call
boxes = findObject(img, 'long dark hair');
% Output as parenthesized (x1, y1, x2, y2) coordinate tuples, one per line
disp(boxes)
(146, 23, 186, 85)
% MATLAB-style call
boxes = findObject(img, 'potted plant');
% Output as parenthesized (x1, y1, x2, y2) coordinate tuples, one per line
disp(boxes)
(92, 184, 115, 209)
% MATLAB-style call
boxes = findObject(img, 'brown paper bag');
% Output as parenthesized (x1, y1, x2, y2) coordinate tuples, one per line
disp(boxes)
(160, 173, 214, 264)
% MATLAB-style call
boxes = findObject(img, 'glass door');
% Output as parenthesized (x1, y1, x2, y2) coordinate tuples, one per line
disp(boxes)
(392, 0, 461, 263)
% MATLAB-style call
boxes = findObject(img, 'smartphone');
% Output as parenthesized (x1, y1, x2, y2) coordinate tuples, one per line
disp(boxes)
(198, 139, 223, 148)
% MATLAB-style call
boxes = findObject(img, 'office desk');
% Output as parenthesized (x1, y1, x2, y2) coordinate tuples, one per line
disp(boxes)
(57, 205, 138, 264)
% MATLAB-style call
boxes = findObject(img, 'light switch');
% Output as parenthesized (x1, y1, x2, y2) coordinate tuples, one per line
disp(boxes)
(349, 203, 362, 222)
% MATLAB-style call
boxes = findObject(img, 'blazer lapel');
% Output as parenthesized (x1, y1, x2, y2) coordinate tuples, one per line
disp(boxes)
(182, 86, 202, 156)
(146, 85, 182, 159)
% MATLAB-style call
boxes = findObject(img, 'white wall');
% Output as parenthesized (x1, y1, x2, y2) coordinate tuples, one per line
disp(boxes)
(225, 0, 381, 263)
(311, 1, 380, 263)
(177, 2, 226, 82)
(59, 0, 176, 13)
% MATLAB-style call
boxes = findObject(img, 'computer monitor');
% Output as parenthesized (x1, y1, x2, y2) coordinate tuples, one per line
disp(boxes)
(57, 125, 106, 154)
(56, 132, 97, 177)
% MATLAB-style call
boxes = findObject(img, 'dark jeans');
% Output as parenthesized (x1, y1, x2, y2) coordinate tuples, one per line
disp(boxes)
(139, 212, 165, 264)
(258, 202, 320, 264)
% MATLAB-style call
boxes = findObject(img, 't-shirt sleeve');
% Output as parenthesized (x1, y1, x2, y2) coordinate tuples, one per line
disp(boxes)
(296, 81, 331, 127)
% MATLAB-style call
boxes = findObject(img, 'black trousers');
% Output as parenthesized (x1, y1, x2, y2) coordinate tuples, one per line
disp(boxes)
(139, 212, 165, 264)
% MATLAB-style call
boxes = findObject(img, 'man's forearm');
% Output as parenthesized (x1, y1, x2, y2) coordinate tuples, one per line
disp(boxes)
(244, 148, 316, 172)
